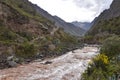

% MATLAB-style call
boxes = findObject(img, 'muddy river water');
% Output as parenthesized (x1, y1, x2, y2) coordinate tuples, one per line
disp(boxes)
(0, 46, 99, 80)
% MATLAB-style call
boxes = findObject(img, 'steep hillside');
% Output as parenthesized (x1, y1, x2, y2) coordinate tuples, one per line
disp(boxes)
(0, 0, 81, 69)
(53, 16, 86, 36)
(71, 21, 92, 31)
(32, 4, 85, 36)
(85, 0, 120, 43)
(82, 1, 120, 79)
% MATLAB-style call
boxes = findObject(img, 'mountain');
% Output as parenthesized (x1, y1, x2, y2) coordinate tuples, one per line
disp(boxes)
(33, 4, 86, 36)
(85, 0, 120, 43)
(82, 0, 120, 79)
(53, 16, 86, 36)
(71, 21, 92, 31)
(0, 0, 81, 69)
(95, 0, 120, 20)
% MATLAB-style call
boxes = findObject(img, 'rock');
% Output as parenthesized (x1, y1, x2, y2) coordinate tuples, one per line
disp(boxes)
(26, 59, 31, 63)
(34, 59, 42, 62)
(13, 57, 19, 63)
(7, 56, 14, 61)
(72, 50, 76, 53)
(8, 61, 17, 67)
(7, 56, 19, 67)
(44, 61, 52, 65)
(7, 56, 19, 63)
(36, 53, 44, 59)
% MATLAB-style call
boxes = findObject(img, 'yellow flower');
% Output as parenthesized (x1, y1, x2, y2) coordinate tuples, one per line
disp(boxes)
(94, 54, 109, 64)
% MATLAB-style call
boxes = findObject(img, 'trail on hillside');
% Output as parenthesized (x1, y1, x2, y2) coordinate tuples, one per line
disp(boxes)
(0, 46, 99, 80)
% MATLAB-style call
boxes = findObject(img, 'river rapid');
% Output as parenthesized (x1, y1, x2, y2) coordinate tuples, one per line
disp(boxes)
(0, 45, 99, 80)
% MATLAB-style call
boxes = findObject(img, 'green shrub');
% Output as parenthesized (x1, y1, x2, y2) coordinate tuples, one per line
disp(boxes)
(0, 26, 17, 42)
(82, 54, 109, 80)
(15, 42, 37, 58)
(82, 36, 120, 80)
(16, 32, 33, 41)
(100, 36, 120, 58)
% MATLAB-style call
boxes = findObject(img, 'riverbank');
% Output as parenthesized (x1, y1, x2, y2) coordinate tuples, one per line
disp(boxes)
(0, 46, 99, 80)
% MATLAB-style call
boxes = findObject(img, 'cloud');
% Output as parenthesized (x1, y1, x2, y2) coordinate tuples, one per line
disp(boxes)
(29, 0, 113, 22)
(74, 0, 112, 11)
(73, 0, 95, 9)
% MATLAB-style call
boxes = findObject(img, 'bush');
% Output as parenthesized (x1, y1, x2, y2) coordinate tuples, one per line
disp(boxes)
(16, 32, 33, 41)
(15, 42, 37, 58)
(82, 54, 109, 80)
(0, 30, 17, 41)
(82, 36, 120, 80)
(100, 36, 120, 58)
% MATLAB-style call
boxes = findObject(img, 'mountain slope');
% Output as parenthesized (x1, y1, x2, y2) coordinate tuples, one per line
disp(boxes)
(32, 4, 85, 36)
(88, 0, 120, 35)
(53, 16, 86, 36)
(0, 0, 81, 69)
(85, 0, 120, 43)
(82, 1, 120, 79)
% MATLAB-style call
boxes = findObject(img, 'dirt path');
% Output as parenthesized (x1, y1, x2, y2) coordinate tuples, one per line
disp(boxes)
(0, 46, 99, 80)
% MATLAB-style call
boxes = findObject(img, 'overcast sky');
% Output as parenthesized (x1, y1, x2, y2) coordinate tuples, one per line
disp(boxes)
(29, 0, 113, 22)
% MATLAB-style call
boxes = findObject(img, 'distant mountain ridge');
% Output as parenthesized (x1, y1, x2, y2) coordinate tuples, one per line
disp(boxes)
(71, 21, 92, 31)
(53, 16, 86, 36)
(33, 4, 86, 36)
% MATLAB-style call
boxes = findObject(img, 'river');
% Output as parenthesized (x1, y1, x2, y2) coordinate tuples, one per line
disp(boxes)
(0, 45, 99, 80)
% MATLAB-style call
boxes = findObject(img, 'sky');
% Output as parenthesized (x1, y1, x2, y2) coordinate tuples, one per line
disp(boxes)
(29, 0, 113, 22)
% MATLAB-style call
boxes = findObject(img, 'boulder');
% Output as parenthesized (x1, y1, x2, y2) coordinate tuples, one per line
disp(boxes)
(7, 56, 14, 61)
(44, 61, 52, 64)
(34, 59, 42, 62)
(8, 61, 17, 67)
(7, 56, 19, 67)
(7, 56, 19, 63)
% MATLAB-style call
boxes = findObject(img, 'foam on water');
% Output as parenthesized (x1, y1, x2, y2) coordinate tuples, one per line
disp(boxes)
(0, 46, 99, 80)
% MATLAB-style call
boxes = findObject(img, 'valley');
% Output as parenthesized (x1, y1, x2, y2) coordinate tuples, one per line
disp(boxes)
(0, 0, 120, 80)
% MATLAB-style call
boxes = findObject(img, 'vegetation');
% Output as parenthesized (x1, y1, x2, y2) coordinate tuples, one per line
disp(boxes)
(82, 36, 120, 80)
(33, 28, 81, 57)
(100, 36, 120, 58)
(88, 16, 120, 36)
(82, 6, 120, 79)
(0, 0, 81, 69)
(84, 16, 120, 44)
(1, 0, 52, 23)
(15, 42, 37, 59)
